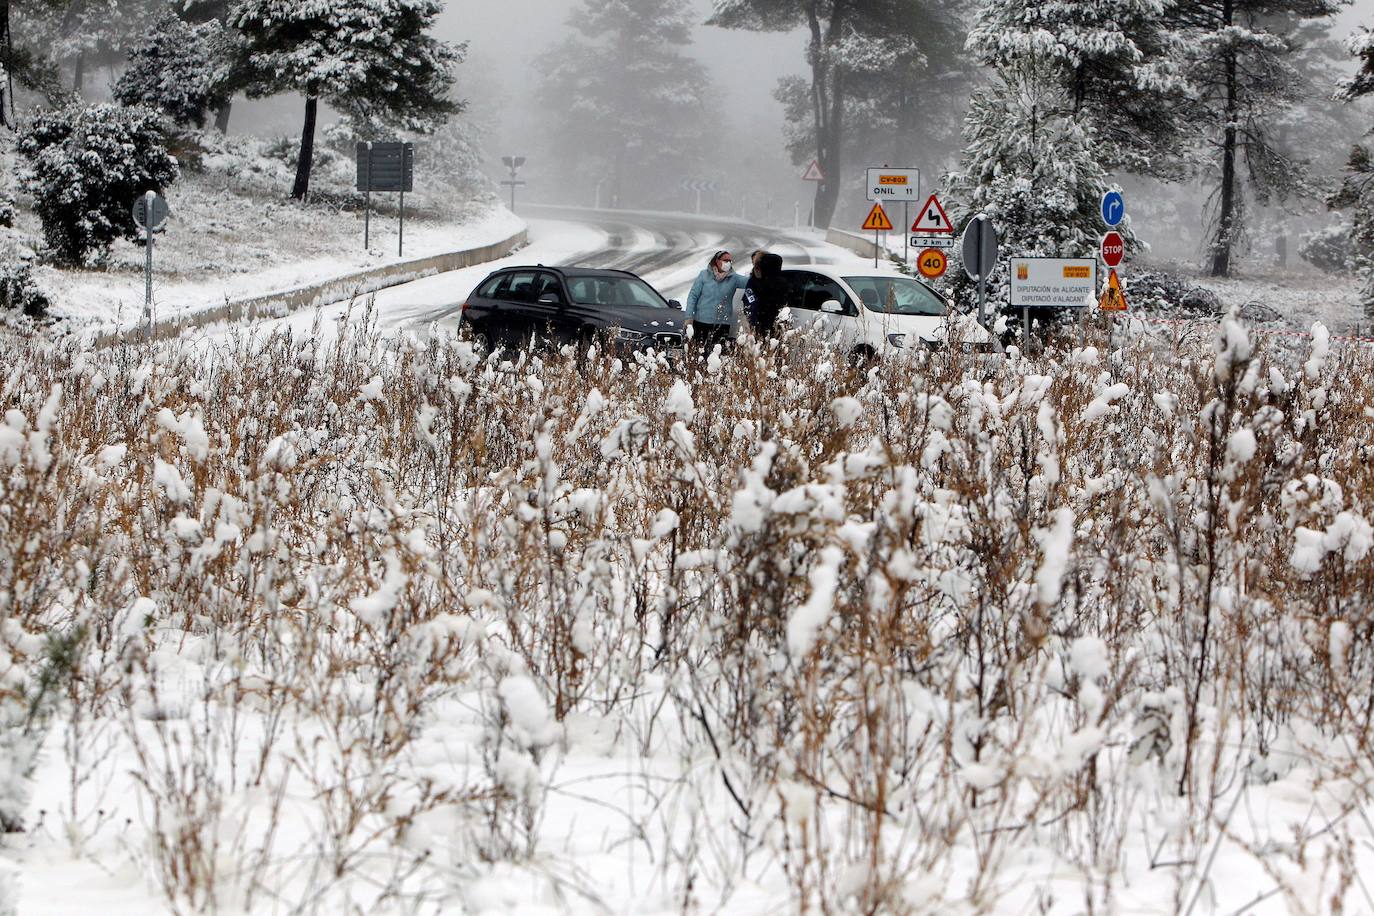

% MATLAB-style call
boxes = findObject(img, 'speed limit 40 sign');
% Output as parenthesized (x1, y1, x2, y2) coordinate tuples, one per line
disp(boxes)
(916, 248, 948, 279)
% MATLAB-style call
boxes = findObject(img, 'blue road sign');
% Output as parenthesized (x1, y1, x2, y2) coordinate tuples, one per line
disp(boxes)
(1101, 190, 1125, 227)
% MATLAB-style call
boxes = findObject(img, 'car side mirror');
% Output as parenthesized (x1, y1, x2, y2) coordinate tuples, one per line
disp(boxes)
(538, 292, 561, 305)
(668, 299, 683, 310)
(821, 299, 843, 314)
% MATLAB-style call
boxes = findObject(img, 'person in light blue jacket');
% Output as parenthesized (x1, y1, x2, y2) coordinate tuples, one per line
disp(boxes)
(684, 250, 748, 353)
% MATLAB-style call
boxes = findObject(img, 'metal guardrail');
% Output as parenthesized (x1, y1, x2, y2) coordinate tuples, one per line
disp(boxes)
(824, 227, 881, 259)
(91, 227, 529, 347)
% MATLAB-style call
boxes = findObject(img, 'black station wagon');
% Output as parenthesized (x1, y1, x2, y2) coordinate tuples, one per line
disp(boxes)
(460, 266, 685, 354)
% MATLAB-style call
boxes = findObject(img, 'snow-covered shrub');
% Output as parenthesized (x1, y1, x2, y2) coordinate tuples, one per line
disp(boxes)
(0, 193, 14, 230)
(0, 260, 50, 317)
(1125, 270, 1224, 317)
(1298, 222, 1358, 273)
(3, 313, 1374, 912)
(16, 103, 179, 265)
(113, 12, 232, 129)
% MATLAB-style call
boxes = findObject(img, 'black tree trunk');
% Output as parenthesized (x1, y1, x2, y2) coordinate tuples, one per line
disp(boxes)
(1210, 64, 1239, 276)
(291, 95, 318, 202)
(214, 99, 232, 135)
(1210, 0, 1238, 277)
(807, 6, 846, 230)
(0, 0, 10, 129)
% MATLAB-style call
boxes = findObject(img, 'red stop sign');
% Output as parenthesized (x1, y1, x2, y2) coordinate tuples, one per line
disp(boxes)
(1100, 231, 1125, 267)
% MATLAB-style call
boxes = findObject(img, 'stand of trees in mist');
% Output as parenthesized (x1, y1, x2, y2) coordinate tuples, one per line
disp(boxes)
(2, 0, 1374, 284)
(1, 0, 465, 202)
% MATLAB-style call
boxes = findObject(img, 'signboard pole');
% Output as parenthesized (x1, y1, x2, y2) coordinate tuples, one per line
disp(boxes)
(903, 202, 909, 263)
(1022, 306, 1030, 353)
(399, 186, 405, 257)
(364, 142, 372, 250)
(145, 213, 154, 341)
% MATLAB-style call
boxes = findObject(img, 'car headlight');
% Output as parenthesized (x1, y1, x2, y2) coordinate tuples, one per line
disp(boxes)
(887, 333, 905, 348)
(615, 328, 646, 342)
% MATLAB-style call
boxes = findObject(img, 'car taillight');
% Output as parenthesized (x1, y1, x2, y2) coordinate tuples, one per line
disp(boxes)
(460, 300, 470, 313)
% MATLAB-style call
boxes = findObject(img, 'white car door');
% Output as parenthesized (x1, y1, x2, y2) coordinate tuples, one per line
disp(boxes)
(781, 270, 862, 349)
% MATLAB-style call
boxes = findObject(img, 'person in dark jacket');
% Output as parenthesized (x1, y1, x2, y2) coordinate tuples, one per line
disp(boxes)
(743, 251, 788, 336)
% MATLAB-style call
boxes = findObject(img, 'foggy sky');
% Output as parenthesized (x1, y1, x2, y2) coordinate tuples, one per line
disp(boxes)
(439, 0, 807, 189)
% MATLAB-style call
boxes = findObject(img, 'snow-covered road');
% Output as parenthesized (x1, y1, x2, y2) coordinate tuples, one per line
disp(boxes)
(241, 206, 864, 341)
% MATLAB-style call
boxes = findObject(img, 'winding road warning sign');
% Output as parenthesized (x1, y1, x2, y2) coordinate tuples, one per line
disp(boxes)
(910, 194, 953, 234)
(862, 203, 894, 232)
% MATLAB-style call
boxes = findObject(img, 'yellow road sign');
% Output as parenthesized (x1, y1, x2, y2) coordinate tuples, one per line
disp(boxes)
(1099, 268, 1128, 312)
(862, 203, 894, 232)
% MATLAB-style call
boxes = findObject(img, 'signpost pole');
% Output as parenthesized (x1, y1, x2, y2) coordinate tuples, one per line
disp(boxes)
(1022, 305, 1030, 353)
(903, 202, 909, 263)
(145, 224, 153, 341)
(874, 229, 880, 268)
(144, 191, 154, 341)
(399, 186, 405, 257)
(364, 142, 372, 250)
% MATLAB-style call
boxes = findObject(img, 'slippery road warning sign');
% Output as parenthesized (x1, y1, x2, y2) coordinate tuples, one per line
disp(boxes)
(1099, 268, 1128, 312)
(916, 248, 948, 279)
(910, 194, 953, 234)
(862, 203, 894, 232)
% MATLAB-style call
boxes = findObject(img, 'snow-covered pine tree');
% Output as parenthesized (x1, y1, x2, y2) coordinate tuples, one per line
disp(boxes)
(707, 0, 930, 229)
(1178, 0, 1341, 277)
(947, 61, 1114, 261)
(230, 0, 462, 201)
(966, 0, 1192, 181)
(113, 12, 232, 130)
(1332, 25, 1374, 308)
(537, 0, 711, 211)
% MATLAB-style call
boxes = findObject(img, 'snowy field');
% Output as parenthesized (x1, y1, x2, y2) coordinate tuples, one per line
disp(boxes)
(2, 305, 1373, 915)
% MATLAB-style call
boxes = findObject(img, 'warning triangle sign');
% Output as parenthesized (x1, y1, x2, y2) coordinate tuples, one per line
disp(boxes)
(911, 194, 953, 234)
(801, 159, 825, 181)
(862, 203, 894, 232)
(1099, 268, 1129, 312)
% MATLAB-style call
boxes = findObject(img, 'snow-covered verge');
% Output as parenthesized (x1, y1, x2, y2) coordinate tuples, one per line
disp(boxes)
(4, 133, 523, 332)
(1, 315, 1372, 914)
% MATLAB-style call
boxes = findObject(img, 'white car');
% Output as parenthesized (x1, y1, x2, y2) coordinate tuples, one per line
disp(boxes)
(776, 265, 995, 360)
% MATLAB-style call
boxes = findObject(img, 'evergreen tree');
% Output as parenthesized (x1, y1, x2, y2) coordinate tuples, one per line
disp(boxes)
(1332, 25, 1374, 309)
(707, 0, 932, 229)
(967, 0, 1192, 180)
(113, 13, 233, 129)
(230, 0, 462, 201)
(769, 0, 971, 223)
(1177, 0, 1340, 277)
(538, 0, 710, 211)
(16, 0, 164, 94)
(948, 61, 1116, 260)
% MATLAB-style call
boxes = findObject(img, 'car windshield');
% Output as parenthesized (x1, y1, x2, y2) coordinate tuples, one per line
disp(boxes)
(843, 276, 946, 317)
(566, 275, 667, 308)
